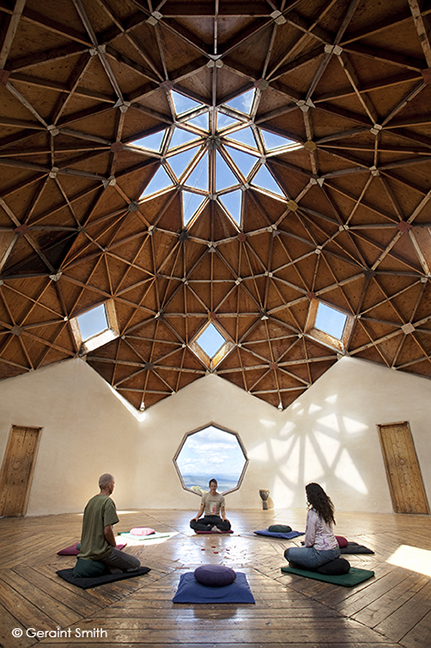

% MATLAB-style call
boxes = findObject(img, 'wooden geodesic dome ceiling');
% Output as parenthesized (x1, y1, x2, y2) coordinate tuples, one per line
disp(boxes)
(1, 0, 431, 411)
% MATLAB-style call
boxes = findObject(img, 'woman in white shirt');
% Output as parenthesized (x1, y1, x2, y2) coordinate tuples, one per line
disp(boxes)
(284, 483, 340, 569)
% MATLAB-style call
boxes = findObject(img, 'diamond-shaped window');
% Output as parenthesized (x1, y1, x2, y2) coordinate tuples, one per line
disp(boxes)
(70, 300, 119, 354)
(305, 300, 353, 353)
(315, 302, 348, 339)
(197, 322, 225, 356)
(189, 322, 234, 369)
(173, 424, 249, 495)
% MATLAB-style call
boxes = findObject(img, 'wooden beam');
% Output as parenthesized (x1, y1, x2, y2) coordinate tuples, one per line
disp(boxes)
(409, 0, 431, 67)
(0, 0, 26, 70)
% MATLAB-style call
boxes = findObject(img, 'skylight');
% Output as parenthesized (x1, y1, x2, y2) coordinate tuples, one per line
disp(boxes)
(77, 304, 108, 341)
(196, 323, 226, 357)
(71, 300, 119, 354)
(219, 190, 242, 224)
(141, 165, 173, 197)
(315, 303, 348, 340)
(134, 87, 303, 227)
(183, 191, 205, 224)
(224, 88, 255, 114)
(132, 130, 165, 152)
(252, 165, 284, 196)
(171, 91, 204, 115)
(261, 129, 295, 151)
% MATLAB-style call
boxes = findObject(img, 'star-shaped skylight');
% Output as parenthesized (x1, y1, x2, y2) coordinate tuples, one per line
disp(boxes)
(134, 89, 301, 227)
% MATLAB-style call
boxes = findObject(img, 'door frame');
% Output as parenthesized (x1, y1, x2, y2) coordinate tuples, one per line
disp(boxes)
(0, 425, 42, 516)
(377, 420, 429, 515)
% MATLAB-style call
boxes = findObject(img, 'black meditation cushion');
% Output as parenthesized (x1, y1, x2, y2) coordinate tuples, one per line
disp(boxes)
(194, 564, 236, 587)
(73, 557, 108, 578)
(268, 524, 292, 533)
(316, 558, 350, 575)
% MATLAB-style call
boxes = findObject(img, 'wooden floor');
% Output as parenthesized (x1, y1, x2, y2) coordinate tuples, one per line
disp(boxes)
(1, 508, 431, 648)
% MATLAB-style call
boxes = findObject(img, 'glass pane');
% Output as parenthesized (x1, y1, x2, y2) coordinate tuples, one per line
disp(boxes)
(225, 145, 258, 178)
(217, 113, 241, 130)
(219, 190, 242, 224)
(196, 322, 226, 357)
(227, 126, 257, 149)
(216, 152, 239, 191)
(224, 89, 255, 114)
(187, 113, 209, 130)
(167, 147, 199, 179)
(260, 128, 295, 150)
(176, 425, 246, 493)
(77, 304, 108, 341)
(172, 91, 204, 115)
(183, 191, 205, 224)
(315, 302, 348, 339)
(132, 130, 166, 151)
(185, 153, 208, 191)
(252, 165, 284, 195)
(140, 165, 173, 197)
(169, 126, 200, 149)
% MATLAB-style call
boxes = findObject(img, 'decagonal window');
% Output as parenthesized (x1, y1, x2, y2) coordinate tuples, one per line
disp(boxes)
(173, 424, 248, 495)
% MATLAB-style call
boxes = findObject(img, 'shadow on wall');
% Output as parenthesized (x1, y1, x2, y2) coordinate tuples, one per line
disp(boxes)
(248, 391, 374, 511)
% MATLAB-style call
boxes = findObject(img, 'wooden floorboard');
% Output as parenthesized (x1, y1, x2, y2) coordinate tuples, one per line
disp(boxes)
(0, 509, 430, 647)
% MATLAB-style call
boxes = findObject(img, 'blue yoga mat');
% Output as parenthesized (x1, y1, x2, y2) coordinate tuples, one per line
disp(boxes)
(172, 572, 255, 603)
(254, 529, 305, 539)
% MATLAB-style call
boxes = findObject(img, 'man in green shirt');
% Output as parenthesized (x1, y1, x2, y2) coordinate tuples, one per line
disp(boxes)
(78, 473, 140, 572)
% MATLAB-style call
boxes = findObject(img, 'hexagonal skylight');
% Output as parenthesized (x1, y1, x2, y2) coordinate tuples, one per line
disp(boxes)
(135, 89, 301, 227)
(174, 424, 248, 495)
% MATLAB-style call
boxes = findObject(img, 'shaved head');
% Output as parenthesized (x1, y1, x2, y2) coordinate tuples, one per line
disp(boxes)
(99, 473, 114, 489)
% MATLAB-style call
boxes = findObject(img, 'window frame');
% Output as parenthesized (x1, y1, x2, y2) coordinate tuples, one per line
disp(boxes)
(173, 422, 249, 496)
(305, 299, 354, 353)
(70, 299, 119, 355)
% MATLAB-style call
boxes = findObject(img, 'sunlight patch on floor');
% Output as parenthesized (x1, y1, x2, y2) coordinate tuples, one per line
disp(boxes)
(387, 544, 431, 577)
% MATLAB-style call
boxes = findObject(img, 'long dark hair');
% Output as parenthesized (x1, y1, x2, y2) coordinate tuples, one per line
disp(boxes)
(305, 483, 336, 525)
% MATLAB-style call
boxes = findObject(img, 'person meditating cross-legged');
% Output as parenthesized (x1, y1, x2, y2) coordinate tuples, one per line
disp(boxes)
(284, 482, 340, 570)
(77, 473, 141, 573)
(190, 478, 231, 533)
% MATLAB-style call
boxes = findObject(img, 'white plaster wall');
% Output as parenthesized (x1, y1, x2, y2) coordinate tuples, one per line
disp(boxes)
(136, 356, 431, 514)
(0, 355, 430, 515)
(0, 359, 140, 515)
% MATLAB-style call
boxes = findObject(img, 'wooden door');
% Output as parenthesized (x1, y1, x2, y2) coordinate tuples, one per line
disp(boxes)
(378, 421, 429, 514)
(0, 425, 42, 516)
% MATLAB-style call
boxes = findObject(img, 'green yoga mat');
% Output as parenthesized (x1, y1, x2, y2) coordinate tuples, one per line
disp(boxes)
(281, 565, 375, 587)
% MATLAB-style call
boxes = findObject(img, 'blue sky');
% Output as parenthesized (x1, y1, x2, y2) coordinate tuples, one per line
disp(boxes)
(176, 426, 246, 481)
